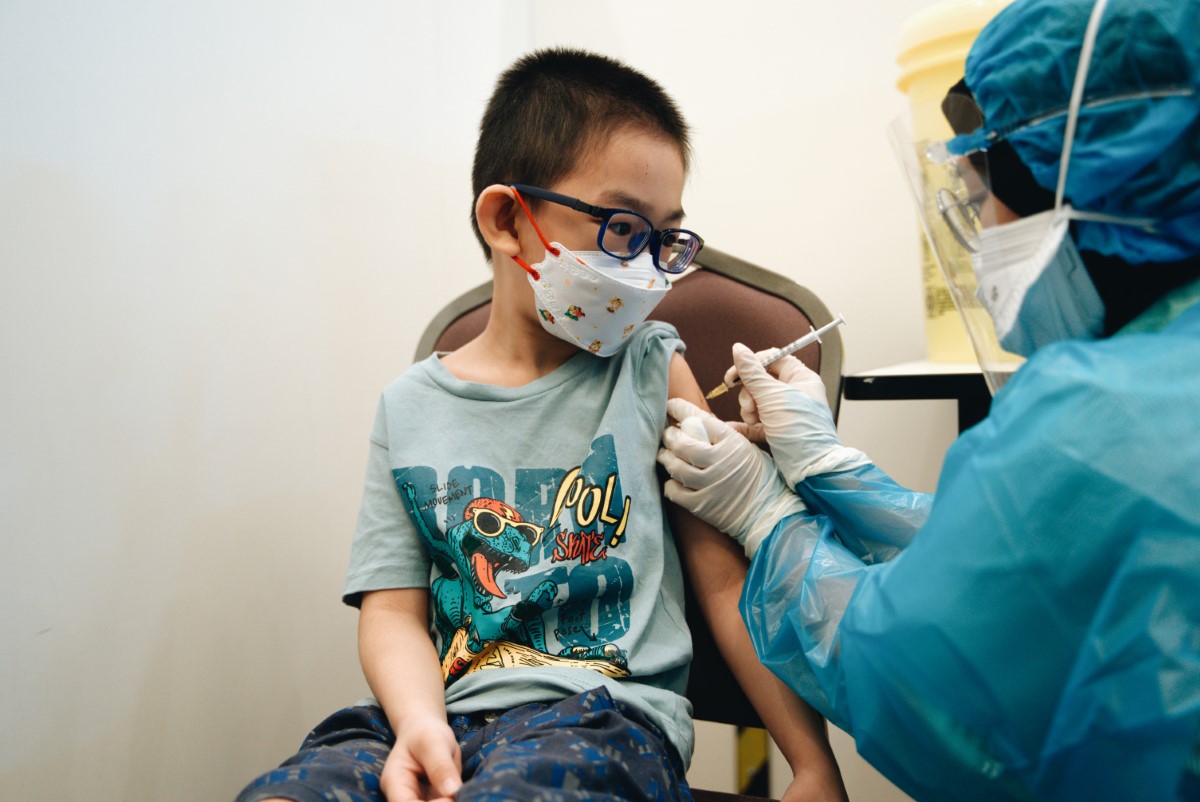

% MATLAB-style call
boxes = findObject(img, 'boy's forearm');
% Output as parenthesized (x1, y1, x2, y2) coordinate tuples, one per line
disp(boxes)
(358, 588, 448, 732)
(670, 505, 847, 797)
(711, 588, 845, 794)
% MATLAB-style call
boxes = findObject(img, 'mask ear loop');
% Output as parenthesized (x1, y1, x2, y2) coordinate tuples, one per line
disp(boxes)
(1054, 0, 1108, 215)
(509, 187, 560, 281)
(1052, 0, 1154, 230)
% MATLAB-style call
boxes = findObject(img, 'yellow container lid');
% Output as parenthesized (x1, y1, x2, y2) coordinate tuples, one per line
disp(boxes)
(897, 0, 1014, 94)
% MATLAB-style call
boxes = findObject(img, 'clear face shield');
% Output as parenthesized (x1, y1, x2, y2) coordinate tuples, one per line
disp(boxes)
(890, 110, 1026, 395)
(889, 0, 1193, 395)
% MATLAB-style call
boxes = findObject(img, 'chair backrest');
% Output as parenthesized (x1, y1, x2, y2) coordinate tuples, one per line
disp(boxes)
(414, 245, 843, 730)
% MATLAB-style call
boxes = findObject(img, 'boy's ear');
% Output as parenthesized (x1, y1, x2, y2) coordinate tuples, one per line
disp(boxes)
(475, 185, 522, 260)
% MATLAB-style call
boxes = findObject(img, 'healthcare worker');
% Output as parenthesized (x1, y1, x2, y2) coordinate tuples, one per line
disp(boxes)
(657, 0, 1200, 800)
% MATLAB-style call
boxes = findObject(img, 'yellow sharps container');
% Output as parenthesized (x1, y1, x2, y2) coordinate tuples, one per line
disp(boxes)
(897, 0, 1013, 362)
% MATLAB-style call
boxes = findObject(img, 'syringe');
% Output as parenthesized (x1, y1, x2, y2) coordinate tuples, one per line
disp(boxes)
(705, 314, 846, 399)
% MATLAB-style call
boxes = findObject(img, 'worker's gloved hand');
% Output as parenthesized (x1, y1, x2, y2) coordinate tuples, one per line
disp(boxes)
(724, 344, 828, 445)
(658, 398, 806, 558)
(729, 343, 870, 487)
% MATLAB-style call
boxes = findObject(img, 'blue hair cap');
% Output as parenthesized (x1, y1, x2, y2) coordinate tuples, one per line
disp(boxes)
(953, 0, 1200, 264)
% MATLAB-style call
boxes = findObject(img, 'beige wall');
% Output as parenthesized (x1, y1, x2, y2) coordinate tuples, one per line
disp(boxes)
(1, 2, 956, 799)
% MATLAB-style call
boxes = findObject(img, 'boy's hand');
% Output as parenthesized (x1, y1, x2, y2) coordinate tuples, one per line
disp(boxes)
(381, 716, 463, 802)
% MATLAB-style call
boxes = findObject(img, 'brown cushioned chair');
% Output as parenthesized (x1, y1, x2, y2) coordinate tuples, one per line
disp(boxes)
(414, 245, 843, 802)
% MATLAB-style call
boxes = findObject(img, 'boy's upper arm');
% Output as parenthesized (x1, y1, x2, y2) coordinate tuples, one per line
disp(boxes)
(666, 352, 711, 418)
(360, 586, 429, 619)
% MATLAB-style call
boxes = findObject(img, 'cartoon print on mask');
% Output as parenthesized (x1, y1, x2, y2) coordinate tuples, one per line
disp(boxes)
(398, 446, 633, 686)
(606, 297, 624, 314)
(565, 305, 585, 321)
(539, 309, 555, 325)
(588, 340, 603, 353)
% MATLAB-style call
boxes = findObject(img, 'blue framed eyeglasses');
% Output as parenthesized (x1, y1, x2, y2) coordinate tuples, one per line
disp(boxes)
(508, 183, 703, 274)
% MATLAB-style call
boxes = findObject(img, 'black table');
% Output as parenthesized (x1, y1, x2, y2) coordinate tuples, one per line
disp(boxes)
(842, 360, 992, 433)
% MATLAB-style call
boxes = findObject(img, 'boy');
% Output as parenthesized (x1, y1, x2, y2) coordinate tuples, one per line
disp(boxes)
(238, 48, 845, 802)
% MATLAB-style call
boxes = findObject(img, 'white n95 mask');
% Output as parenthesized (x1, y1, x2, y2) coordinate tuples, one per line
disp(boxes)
(523, 244, 670, 357)
(972, 207, 1105, 357)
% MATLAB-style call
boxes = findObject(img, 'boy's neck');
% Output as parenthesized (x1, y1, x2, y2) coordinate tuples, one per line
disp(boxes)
(439, 302, 581, 387)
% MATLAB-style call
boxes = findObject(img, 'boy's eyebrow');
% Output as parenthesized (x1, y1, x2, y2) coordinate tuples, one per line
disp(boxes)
(596, 190, 686, 225)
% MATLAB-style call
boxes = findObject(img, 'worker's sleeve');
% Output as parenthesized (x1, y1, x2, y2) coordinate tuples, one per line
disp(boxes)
(741, 342, 1200, 802)
(737, 464, 932, 735)
(795, 463, 932, 564)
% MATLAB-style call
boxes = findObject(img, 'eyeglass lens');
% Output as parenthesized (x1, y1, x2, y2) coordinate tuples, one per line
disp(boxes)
(600, 213, 700, 272)
(659, 230, 700, 271)
(936, 188, 981, 252)
(600, 212, 651, 258)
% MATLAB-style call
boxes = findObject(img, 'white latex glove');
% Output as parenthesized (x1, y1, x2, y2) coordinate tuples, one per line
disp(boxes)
(724, 345, 827, 445)
(658, 398, 807, 558)
(728, 343, 869, 487)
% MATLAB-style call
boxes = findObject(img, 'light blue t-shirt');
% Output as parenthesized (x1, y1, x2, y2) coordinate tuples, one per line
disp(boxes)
(344, 322, 695, 762)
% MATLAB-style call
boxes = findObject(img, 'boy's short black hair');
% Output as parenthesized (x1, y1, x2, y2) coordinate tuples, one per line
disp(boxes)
(471, 47, 692, 259)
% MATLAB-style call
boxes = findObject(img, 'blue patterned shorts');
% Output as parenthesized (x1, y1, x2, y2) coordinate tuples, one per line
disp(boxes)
(236, 686, 693, 802)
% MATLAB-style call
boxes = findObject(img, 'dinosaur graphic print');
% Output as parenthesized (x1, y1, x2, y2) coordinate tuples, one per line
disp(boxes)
(395, 434, 636, 686)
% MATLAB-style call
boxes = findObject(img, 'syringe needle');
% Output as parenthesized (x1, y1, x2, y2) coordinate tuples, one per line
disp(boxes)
(704, 315, 846, 399)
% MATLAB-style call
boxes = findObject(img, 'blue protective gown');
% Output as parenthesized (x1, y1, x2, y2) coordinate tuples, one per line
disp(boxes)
(741, 286, 1200, 802)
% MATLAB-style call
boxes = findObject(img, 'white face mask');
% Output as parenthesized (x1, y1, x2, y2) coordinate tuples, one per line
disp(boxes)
(972, 207, 1105, 356)
(524, 243, 670, 356)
